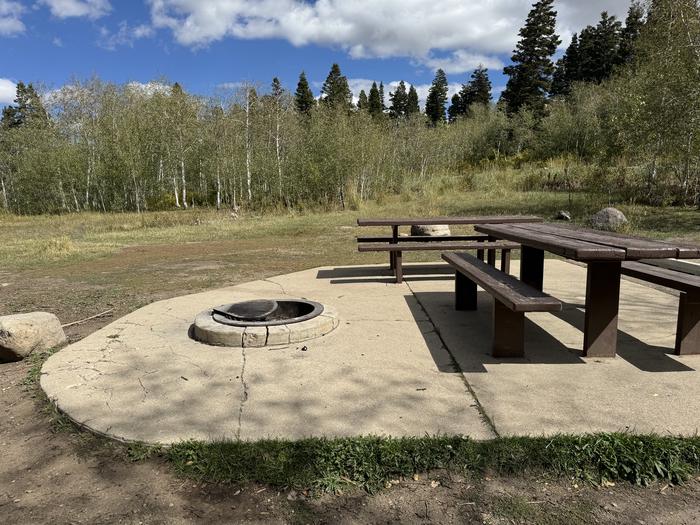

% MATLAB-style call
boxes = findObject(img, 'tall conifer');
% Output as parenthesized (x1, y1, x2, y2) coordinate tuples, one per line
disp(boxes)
(294, 72, 315, 114)
(320, 63, 352, 109)
(425, 69, 448, 125)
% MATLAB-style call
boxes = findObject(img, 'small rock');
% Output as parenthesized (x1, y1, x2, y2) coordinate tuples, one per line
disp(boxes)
(590, 207, 628, 231)
(287, 490, 297, 501)
(556, 210, 572, 221)
(410, 224, 451, 237)
(0, 312, 67, 362)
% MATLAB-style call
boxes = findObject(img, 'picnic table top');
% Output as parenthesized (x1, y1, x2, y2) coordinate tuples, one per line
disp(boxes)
(356, 215, 542, 227)
(475, 222, 700, 261)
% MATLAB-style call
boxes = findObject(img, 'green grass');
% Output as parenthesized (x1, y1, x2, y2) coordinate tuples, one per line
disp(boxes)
(167, 433, 700, 494)
(1, 188, 698, 272)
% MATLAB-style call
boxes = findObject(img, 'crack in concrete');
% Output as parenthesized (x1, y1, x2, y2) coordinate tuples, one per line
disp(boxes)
(405, 280, 500, 438)
(137, 377, 148, 402)
(263, 278, 287, 296)
(235, 348, 249, 440)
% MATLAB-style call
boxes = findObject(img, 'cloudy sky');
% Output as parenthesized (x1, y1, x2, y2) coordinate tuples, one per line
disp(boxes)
(1, 0, 633, 106)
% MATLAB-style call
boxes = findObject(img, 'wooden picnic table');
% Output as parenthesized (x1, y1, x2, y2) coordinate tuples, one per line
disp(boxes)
(474, 222, 700, 358)
(357, 215, 542, 273)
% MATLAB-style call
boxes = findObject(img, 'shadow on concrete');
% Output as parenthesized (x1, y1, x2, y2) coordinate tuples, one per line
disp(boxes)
(317, 264, 453, 285)
(408, 291, 694, 374)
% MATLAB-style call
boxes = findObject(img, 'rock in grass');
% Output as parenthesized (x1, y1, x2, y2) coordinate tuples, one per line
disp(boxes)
(410, 224, 451, 236)
(0, 312, 67, 362)
(590, 207, 628, 231)
(556, 210, 572, 221)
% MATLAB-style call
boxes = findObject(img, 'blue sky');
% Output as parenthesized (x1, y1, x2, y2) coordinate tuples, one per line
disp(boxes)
(0, 0, 632, 106)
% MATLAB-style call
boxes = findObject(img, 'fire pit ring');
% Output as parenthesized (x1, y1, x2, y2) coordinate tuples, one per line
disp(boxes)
(192, 298, 338, 348)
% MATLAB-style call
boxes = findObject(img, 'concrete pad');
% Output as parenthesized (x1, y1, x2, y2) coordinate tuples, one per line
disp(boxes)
(409, 260, 700, 437)
(41, 265, 491, 444)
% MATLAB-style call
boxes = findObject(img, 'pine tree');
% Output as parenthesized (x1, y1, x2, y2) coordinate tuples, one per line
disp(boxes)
(577, 12, 622, 84)
(463, 66, 492, 107)
(447, 93, 463, 122)
(378, 82, 385, 111)
(294, 72, 315, 114)
(501, 0, 560, 115)
(271, 77, 283, 98)
(1, 82, 48, 129)
(407, 85, 420, 115)
(389, 80, 409, 118)
(367, 82, 382, 117)
(321, 63, 352, 109)
(618, 2, 645, 65)
(357, 89, 368, 110)
(425, 69, 448, 125)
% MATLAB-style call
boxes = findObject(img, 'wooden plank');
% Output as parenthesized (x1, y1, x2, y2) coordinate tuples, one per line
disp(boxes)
(442, 252, 562, 312)
(356, 235, 489, 243)
(621, 261, 700, 293)
(358, 241, 519, 252)
(475, 224, 625, 261)
(638, 259, 700, 276)
(357, 215, 542, 227)
(515, 223, 677, 259)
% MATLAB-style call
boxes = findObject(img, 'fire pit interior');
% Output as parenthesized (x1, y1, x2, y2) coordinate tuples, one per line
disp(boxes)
(192, 298, 338, 348)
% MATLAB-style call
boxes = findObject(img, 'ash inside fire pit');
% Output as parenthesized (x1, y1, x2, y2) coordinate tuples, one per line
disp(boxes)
(211, 299, 324, 327)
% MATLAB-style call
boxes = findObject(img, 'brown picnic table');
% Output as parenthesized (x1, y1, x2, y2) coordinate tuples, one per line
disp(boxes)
(474, 222, 700, 358)
(357, 215, 542, 281)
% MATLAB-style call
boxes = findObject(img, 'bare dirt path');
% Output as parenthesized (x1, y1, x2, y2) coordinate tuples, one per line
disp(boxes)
(2, 242, 700, 524)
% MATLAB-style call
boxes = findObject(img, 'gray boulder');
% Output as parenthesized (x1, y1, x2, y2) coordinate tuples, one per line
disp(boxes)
(556, 210, 572, 221)
(590, 207, 628, 231)
(0, 312, 67, 362)
(410, 224, 451, 237)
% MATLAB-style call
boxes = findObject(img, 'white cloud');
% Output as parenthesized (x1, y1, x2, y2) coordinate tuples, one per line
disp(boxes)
(40, 0, 111, 20)
(0, 78, 16, 105)
(98, 21, 154, 50)
(147, 0, 632, 73)
(0, 0, 25, 36)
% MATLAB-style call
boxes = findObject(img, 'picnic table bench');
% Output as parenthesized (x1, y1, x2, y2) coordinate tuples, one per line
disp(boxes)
(356, 215, 542, 283)
(442, 252, 562, 357)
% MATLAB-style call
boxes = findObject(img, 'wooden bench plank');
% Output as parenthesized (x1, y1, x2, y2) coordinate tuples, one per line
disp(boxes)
(358, 241, 519, 252)
(515, 223, 678, 259)
(442, 252, 562, 312)
(357, 216, 542, 226)
(621, 261, 700, 292)
(475, 224, 626, 261)
(357, 235, 489, 243)
(637, 259, 700, 276)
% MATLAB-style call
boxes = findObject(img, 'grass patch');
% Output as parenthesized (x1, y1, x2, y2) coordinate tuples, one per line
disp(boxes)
(167, 433, 700, 494)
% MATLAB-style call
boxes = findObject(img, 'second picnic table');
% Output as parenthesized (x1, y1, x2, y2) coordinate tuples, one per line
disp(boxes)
(474, 222, 700, 358)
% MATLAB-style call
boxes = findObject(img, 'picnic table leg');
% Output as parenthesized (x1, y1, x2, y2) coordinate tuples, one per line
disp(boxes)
(492, 300, 525, 358)
(487, 236, 496, 267)
(455, 271, 477, 310)
(501, 249, 511, 274)
(520, 246, 544, 291)
(389, 225, 398, 270)
(583, 261, 621, 358)
(394, 250, 403, 284)
(476, 248, 485, 261)
(675, 290, 700, 355)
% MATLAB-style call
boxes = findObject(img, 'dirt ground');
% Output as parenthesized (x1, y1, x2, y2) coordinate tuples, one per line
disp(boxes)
(2, 240, 700, 524)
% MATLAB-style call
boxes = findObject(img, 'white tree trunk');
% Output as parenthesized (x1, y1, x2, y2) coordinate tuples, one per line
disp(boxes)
(173, 175, 180, 208)
(275, 109, 283, 199)
(245, 88, 253, 202)
(216, 165, 222, 210)
(1, 176, 8, 210)
(181, 158, 188, 209)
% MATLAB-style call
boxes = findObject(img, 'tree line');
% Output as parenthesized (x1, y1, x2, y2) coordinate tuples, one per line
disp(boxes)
(0, 0, 698, 215)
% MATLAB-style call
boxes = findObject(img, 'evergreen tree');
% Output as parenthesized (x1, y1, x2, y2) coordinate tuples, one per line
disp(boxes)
(294, 72, 315, 114)
(577, 12, 622, 84)
(357, 89, 368, 110)
(618, 2, 645, 65)
(1, 82, 48, 129)
(501, 0, 560, 115)
(424, 69, 449, 125)
(271, 77, 283, 98)
(367, 82, 382, 117)
(407, 85, 420, 115)
(321, 63, 352, 109)
(389, 80, 409, 118)
(378, 82, 386, 111)
(463, 66, 492, 107)
(447, 94, 463, 122)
